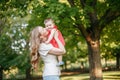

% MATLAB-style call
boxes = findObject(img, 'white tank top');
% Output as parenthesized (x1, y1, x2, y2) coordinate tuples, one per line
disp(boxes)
(39, 43, 61, 77)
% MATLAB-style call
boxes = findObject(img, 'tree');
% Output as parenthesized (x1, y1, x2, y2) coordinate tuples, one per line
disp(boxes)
(1, 0, 119, 79)
(67, 0, 120, 79)
(113, 46, 120, 69)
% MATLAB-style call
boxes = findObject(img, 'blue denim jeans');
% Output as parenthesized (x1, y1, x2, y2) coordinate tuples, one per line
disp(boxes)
(43, 75, 60, 80)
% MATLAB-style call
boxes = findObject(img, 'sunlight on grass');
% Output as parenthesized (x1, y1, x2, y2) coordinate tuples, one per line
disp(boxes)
(61, 71, 120, 80)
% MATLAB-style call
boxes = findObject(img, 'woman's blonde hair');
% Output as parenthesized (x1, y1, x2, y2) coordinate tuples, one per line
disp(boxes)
(29, 26, 43, 70)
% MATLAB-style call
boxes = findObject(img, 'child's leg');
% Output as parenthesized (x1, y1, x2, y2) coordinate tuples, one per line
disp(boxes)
(57, 55, 64, 66)
(58, 55, 63, 63)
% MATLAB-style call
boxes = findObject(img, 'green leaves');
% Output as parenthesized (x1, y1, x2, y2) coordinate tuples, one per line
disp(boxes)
(101, 17, 120, 60)
(0, 0, 120, 79)
(106, 0, 120, 11)
(0, 0, 30, 18)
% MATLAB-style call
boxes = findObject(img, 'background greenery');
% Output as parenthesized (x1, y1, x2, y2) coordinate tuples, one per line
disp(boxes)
(0, 0, 120, 80)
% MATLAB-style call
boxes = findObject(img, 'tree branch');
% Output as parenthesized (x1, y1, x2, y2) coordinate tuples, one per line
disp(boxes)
(80, 0, 86, 8)
(89, 0, 97, 8)
(80, 0, 97, 8)
(67, 0, 88, 39)
(74, 23, 88, 40)
(80, 0, 98, 26)
(99, 9, 120, 32)
(67, 0, 75, 6)
(68, 0, 98, 41)
(88, 12, 99, 26)
(0, 19, 5, 36)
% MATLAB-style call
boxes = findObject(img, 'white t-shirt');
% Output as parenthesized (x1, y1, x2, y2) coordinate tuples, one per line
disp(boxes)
(38, 43, 61, 77)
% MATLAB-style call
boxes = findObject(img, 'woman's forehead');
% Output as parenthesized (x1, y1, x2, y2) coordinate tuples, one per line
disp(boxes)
(38, 27, 43, 31)
(39, 28, 46, 34)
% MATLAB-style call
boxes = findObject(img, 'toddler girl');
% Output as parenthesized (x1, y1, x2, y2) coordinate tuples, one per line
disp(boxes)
(44, 18, 65, 66)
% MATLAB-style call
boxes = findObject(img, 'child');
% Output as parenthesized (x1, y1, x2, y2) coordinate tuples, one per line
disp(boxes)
(44, 18, 65, 66)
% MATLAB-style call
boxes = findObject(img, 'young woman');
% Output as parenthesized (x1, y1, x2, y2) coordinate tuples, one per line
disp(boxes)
(29, 26, 66, 80)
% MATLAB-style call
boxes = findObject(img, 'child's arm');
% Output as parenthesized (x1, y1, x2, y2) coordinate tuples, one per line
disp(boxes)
(45, 29, 56, 43)
(49, 31, 66, 55)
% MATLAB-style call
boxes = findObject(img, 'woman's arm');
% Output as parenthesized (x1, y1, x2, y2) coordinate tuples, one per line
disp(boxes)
(48, 30, 66, 55)
(49, 47, 65, 56)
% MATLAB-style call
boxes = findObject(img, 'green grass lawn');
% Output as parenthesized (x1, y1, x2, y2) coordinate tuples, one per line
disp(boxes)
(61, 71, 120, 80)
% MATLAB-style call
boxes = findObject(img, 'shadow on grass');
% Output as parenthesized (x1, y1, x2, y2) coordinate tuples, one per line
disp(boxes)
(104, 77, 120, 80)
(103, 74, 120, 80)
(81, 77, 120, 80)
(106, 74, 120, 76)
(62, 78, 89, 80)
(4, 76, 42, 80)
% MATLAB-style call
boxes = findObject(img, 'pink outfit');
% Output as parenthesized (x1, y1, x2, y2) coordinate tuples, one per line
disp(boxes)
(47, 25, 65, 48)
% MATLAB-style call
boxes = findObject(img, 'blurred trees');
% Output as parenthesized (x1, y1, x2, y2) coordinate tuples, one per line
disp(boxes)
(0, 0, 120, 80)
(101, 19, 120, 68)
(0, 0, 31, 79)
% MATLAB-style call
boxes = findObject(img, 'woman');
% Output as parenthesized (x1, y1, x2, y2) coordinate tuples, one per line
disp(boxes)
(29, 26, 66, 80)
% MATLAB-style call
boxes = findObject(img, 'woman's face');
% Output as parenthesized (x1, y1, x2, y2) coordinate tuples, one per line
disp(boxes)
(39, 27, 48, 42)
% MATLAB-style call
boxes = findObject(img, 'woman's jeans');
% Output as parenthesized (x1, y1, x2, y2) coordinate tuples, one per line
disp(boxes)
(43, 75, 60, 80)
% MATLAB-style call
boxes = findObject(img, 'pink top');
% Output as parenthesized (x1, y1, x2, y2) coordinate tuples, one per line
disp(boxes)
(47, 25, 65, 48)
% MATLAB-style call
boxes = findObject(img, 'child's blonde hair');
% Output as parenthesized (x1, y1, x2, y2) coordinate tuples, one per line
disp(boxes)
(29, 26, 43, 70)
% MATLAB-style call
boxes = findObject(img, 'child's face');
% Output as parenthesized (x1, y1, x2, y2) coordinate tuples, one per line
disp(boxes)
(45, 21, 54, 29)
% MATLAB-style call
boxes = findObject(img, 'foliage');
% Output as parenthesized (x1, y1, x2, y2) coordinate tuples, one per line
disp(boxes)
(0, 18, 30, 71)
(0, 0, 120, 79)
(0, 0, 31, 78)
(101, 17, 120, 60)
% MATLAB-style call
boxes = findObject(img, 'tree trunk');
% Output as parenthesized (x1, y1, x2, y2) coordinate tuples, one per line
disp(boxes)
(87, 40, 103, 80)
(116, 53, 120, 69)
(64, 61, 67, 70)
(105, 58, 107, 67)
(0, 66, 3, 80)
(26, 67, 32, 80)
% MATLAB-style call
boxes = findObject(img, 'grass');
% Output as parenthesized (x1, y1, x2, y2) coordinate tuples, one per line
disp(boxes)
(4, 70, 120, 80)
(61, 71, 120, 80)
